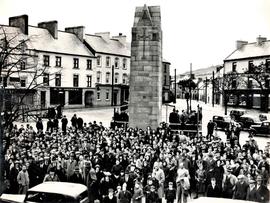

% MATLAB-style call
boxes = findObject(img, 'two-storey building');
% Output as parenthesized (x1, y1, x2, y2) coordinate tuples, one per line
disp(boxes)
(224, 36, 270, 111)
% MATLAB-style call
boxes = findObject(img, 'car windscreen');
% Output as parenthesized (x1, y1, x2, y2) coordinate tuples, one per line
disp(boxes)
(25, 191, 76, 203)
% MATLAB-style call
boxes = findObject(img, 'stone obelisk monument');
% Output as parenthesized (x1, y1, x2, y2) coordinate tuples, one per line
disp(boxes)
(129, 5, 162, 129)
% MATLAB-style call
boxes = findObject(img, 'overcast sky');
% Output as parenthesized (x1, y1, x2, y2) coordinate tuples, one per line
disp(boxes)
(1, 0, 270, 74)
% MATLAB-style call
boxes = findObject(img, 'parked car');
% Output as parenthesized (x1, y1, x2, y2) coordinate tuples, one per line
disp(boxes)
(0, 182, 89, 203)
(249, 121, 270, 136)
(229, 110, 245, 120)
(236, 115, 261, 130)
(213, 115, 237, 130)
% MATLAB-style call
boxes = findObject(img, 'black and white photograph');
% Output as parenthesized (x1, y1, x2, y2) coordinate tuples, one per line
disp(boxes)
(0, 0, 269, 202)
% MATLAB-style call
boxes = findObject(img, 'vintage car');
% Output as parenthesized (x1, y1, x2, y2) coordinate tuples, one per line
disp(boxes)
(0, 182, 89, 203)
(229, 109, 245, 120)
(213, 115, 238, 130)
(236, 114, 261, 130)
(191, 197, 256, 203)
(249, 121, 270, 136)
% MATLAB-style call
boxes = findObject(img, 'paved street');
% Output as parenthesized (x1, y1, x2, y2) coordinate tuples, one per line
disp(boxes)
(62, 99, 268, 150)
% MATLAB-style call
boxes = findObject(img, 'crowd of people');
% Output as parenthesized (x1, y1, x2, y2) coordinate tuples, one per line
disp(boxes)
(2, 110, 270, 203)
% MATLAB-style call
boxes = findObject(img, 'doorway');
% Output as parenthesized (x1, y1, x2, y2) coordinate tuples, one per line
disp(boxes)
(85, 91, 94, 107)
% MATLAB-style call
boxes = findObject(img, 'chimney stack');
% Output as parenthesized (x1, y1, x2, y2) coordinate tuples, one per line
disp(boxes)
(256, 35, 267, 46)
(236, 40, 248, 49)
(65, 26, 85, 42)
(112, 33, 127, 45)
(38, 21, 58, 39)
(95, 32, 110, 42)
(9, 15, 28, 35)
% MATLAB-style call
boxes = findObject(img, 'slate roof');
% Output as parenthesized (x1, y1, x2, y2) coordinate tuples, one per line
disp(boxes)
(225, 41, 270, 61)
(84, 34, 130, 57)
(0, 25, 94, 57)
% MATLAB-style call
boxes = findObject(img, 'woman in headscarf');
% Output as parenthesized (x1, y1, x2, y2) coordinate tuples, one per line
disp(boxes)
(152, 162, 165, 203)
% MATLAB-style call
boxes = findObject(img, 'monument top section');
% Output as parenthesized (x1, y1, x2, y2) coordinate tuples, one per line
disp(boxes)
(133, 4, 161, 27)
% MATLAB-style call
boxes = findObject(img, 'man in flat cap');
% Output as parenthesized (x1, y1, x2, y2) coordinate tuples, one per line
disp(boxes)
(255, 175, 269, 203)
(233, 174, 249, 200)
(222, 166, 237, 198)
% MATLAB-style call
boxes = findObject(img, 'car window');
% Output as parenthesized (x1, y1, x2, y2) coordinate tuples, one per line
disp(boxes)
(25, 192, 73, 203)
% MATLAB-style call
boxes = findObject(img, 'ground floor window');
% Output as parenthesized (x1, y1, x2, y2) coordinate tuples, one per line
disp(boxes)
(50, 90, 65, 105)
(68, 90, 82, 104)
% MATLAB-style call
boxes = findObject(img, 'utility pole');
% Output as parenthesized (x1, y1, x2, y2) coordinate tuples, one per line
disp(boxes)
(205, 77, 208, 104)
(174, 69, 176, 103)
(212, 71, 215, 107)
(189, 63, 192, 112)
(111, 65, 115, 106)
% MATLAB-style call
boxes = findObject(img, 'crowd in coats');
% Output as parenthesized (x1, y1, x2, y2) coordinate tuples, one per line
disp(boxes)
(2, 112, 270, 203)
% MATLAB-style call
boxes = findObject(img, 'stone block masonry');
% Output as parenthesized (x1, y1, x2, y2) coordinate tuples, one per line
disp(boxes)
(129, 4, 162, 129)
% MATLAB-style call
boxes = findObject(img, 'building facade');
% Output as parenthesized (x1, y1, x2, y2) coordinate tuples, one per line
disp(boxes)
(224, 36, 270, 111)
(84, 32, 130, 107)
(1, 15, 96, 111)
(1, 14, 172, 112)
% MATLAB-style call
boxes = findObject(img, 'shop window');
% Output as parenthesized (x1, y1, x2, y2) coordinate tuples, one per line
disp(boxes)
(69, 90, 82, 104)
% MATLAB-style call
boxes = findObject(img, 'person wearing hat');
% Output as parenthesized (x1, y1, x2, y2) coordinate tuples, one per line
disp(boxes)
(103, 188, 117, 203)
(165, 182, 176, 203)
(65, 153, 77, 181)
(145, 184, 159, 203)
(118, 182, 132, 203)
(232, 174, 249, 200)
(206, 177, 221, 198)
(100, 172, 113, 199)
(70, 166, 84, 184)
(255, 175, 269, 203)
(132, 183, 143, 203)
(222, 166, 237, 198)
(17, 165, 29, 194)
(246, 178, 257, 202)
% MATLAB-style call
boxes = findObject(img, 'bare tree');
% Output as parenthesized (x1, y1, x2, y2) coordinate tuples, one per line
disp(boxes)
(213, 71, 244, 115)
(243, 62, 270, 112)
(0, 26, 59, 194)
